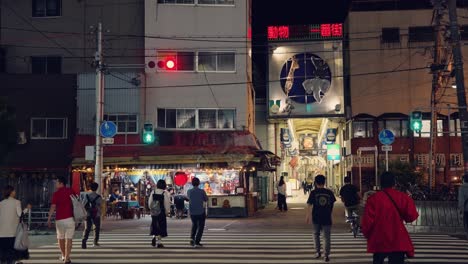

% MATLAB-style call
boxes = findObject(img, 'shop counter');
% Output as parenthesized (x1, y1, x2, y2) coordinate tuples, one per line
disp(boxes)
(207, 195, 247, 218)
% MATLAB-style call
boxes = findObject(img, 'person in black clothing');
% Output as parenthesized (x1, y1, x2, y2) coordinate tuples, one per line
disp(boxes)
(339, 176, 361, 221)
(149, 180, 171, 248)
(306, 175, 336, 262)
(81, 182, 102, 249)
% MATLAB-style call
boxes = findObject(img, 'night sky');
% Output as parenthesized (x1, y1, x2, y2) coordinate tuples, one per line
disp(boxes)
(252, 0, 351, 98)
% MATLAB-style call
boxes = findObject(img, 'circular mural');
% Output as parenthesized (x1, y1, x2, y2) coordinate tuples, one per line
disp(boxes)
(280, 53, 332, 104)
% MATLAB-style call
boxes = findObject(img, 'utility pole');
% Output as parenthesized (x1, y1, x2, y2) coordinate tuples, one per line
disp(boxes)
(429, 1, 445, 189)
(94, 22, 104, 195)
(448, 0, 468, 175)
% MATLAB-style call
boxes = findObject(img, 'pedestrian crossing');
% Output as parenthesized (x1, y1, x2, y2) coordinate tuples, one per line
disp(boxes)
(23, 231, 468, 263)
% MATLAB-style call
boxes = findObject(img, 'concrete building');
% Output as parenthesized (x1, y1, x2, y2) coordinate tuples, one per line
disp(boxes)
(345, 0, 468, 191)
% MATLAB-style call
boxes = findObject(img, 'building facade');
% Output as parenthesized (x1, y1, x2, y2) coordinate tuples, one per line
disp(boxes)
(345, 0, 468, 191)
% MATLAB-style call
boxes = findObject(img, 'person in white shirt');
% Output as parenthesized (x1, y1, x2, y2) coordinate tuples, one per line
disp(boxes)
(148, 180, 171, 248)
(0, 185, 31, 264)
(277, 176, 288, 212)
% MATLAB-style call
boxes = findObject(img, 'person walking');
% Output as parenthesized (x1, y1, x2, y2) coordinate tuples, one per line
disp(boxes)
(277, 176, 288, 212)
(458, 174, 468, 240)
(339, 176, 361, 223)
(361, 171, 419, 264)
(174, 192, 189, 219)
(306, 175, 335, 262)
(0, 186, 30, 264)
(187, 177, 208, 247)
(148, 180, 171, 248)
(47, 176, 76, 264)
(81, 182, 102, 249)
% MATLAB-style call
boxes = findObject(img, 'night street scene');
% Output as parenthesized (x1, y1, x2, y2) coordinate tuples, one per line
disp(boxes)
(1, 0, 468, 263)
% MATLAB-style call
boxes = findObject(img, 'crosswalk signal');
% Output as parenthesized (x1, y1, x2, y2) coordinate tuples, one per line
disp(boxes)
(410, 111, 423, 132)
(142, 123, 155, 144)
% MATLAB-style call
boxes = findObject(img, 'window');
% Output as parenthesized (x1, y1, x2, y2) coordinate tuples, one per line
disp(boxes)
(31, 118, 67, 139)
(103, 114, 138, 134)
(157, 51, 235, 72)
(31, 56, 61, 74)
(414, 119, 443, 137)
(157, 108, 236, 129)
(408, 26, 434, 42)
(157, 51, 195, 71)
(449, 118, 461, 136)
(461, 26, 468, 40)
(157, 0, 234, 4)
(198, 0, 235, 5)
(157, 0, 195, 3)
(381, 27, 400, 43)
(32, 0, 61, 17)
(352, 120, 373, 138)
(198, 52, 235, 72)
(378, 119, 408, 137)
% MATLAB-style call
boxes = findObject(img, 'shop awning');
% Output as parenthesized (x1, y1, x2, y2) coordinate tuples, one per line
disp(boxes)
(72, 130, 262, 166)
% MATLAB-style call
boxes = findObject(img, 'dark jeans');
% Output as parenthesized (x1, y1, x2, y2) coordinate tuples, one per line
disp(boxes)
(190, 214, 206, 244)
(373, 252, 405, 264)
(313, 224, 331, 256)
(277, 193, 287, 211)
(82, 216, 101, 243)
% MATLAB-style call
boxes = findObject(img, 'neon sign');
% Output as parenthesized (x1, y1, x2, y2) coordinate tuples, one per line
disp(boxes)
(267, 24, 343, 41)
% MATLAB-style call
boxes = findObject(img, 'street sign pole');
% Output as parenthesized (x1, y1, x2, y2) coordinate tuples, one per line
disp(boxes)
(94, 22, 104, 195)
(386, 148, 389, 172)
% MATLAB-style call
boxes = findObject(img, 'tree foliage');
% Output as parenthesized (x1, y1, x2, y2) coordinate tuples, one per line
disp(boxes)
(379, 160, 423, 186)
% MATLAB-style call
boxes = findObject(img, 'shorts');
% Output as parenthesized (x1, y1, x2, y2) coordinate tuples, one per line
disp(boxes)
(55, 217, 75, 240)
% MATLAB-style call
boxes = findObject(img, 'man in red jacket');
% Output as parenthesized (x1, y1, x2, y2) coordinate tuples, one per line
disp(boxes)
(361, 171, 419, 264)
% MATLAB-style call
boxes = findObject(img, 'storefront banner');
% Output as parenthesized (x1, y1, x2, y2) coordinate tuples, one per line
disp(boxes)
(327, 144, 341, 161)
(128, 175, 140, 185)
(326, 128, 337, 143)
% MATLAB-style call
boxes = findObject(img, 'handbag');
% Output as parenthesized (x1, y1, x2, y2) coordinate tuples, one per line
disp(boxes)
(14, 214, 30, 251)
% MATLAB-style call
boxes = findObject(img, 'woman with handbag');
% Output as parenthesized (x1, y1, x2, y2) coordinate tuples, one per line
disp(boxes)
(0, 185, 31, 264)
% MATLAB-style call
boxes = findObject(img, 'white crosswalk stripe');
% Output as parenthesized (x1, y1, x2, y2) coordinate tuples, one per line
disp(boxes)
(23, 231, 468, 264)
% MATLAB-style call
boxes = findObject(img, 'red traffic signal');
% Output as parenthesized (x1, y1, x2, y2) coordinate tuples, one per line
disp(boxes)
(157, 58, 176, 70)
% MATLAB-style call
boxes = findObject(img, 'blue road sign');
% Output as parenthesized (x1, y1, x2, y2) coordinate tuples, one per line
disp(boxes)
(379, 129, 395, 145)
(100, 121, 117, 138)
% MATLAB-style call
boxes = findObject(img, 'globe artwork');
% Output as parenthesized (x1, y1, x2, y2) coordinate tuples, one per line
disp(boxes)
(280, 53, 332, 104)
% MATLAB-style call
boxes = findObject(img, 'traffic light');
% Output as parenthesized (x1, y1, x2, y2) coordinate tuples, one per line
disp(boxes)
(410, 111, 423, 132)
(142, 123, 155, 144)
(157, 57, 176, 70)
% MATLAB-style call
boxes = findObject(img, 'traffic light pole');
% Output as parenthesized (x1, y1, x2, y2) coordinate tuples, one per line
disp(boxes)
(94, 22, 104, 195)
(448, 0, 468, 176)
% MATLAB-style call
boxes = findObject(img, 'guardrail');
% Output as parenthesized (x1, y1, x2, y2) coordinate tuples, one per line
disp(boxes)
(26, 208, 54, 230)
(405, 201, 464, 233)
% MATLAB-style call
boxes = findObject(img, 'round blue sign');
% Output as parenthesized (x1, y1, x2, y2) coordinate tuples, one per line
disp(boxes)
(100, 121, 117, 138)
(379, 129, 395, 145)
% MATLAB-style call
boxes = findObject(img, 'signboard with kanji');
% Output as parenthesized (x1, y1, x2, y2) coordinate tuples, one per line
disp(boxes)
(268, 24, 343, 41)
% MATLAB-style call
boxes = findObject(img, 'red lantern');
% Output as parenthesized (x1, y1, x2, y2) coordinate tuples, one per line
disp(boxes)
(174, 172, 188, 187)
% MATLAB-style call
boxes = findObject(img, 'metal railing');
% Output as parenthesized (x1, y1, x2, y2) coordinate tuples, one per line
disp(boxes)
(26, 208, 54, 230)
(405, 201, 464, 233)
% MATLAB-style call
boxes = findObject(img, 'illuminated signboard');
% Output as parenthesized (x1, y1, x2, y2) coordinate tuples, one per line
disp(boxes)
(267, 24, 343, 41)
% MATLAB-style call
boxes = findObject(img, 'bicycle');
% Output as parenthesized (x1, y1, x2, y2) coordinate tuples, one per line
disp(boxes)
(346, 211, 360, 238)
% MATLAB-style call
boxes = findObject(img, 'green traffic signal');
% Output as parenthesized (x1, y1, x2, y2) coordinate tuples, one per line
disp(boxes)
(410, 111, 423, 132)
(142, 123, 155, 144)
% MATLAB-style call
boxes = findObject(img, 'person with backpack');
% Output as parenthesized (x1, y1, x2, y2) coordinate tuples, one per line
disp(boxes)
(361, 171, 419, 264)
(81, 182, 102, 249)
(174, 191, 189, 219)
(148, 180, 171, 248)
(305, 175, 336, 262)
(458, 174, 468, 240)
(47, 176, 76, 264)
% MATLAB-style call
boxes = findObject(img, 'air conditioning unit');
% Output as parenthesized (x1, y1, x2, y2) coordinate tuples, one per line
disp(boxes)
(17, 132, 27, 145)
(400, 155, 409, 162)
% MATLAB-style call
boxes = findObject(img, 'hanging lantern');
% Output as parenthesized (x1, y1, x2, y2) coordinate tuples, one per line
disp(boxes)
(174, 171, 188, 187)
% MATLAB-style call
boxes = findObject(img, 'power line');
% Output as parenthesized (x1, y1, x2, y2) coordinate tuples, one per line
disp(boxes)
(76, 66, 429, 91)
(2, 4, 77, 57)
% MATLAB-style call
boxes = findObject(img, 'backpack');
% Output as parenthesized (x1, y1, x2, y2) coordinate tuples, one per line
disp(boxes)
(150, 192, 164, 216)
(85, 194, 101, 218)
(70, 194, 87, 222)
